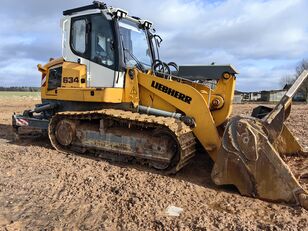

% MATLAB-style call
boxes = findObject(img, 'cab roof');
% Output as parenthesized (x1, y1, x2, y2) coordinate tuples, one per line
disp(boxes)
(63, 1, 107, 16)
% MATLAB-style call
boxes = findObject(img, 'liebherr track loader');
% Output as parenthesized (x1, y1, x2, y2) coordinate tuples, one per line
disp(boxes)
(13, 1, 308, 209)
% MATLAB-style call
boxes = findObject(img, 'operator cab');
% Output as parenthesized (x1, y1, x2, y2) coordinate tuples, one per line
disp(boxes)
(61, 1, 158, 88)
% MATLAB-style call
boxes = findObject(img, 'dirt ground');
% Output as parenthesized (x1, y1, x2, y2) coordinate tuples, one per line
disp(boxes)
(0, 97, 307, 230)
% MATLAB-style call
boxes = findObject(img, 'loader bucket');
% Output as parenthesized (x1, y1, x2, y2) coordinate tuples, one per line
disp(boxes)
(212, 71, 308, 209)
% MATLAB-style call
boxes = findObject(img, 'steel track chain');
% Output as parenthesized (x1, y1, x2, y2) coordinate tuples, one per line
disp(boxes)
(49, 109, 197, 173)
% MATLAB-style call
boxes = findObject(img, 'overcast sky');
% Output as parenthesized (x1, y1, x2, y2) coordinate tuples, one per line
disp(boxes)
(0, 0, 307, 91)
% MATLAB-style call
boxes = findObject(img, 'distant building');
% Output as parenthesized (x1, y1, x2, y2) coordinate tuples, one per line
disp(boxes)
(241, 92, 262, 102)
(233, 93, 243, 104)
(260, 90, 287, 102)
(250, 92, 262, 101)
(234, 89, 288, 103)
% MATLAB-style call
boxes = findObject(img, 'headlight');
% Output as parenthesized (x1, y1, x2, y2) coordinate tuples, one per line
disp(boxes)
(141, 20, 153, 29)
(112, 8, 128, 18)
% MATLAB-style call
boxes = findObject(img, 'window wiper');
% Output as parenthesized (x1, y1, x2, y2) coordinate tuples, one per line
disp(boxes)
(123, 48, 146, 73)
(120, 34, 146, 72)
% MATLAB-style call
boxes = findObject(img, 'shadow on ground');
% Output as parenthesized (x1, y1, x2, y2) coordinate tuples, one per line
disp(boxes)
(0, 124, 51, 148)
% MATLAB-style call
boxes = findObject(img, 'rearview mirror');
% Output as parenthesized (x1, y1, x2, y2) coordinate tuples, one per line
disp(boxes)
(154, 35, 163, 47)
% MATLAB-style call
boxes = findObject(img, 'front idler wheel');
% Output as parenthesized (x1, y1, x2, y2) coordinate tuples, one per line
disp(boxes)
(55, 120, 76, 147)
(151, 128, 179, 170)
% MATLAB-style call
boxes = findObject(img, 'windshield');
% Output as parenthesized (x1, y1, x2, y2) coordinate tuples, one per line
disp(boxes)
(119, 19, 152, 69)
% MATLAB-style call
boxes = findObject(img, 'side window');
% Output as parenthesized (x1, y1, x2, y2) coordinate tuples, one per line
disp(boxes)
(48, 67, 62, 91)
(90, 14, 115, 69)
(71, 19, 86, 54)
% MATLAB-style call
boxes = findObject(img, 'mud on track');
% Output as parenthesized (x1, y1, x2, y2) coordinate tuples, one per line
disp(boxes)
(0, 97, 307, 230)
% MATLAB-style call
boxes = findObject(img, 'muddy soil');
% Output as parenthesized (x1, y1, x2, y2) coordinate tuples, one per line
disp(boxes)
(0, 98, 307, 230)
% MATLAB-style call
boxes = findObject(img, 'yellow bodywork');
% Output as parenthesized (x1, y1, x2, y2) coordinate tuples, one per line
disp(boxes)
(137, 71, 236, 160)
(37, 58, 308, 210)
(39, 59, 235, 160)
(61, 62, 87, 89)
(31, 0, 308, 209)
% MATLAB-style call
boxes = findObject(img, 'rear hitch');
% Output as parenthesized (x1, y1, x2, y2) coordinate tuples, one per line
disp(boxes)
(11, 103, 57, 138)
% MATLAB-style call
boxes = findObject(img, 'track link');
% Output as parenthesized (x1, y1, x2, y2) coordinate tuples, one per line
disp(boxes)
(49, 109, 196, 173)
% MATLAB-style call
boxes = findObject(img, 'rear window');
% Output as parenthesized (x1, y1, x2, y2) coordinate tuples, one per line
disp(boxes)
(48, 67, 62, 90)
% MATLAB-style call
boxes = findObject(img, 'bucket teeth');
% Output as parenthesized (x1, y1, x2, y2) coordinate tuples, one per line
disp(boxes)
(212, 116, 308, 209)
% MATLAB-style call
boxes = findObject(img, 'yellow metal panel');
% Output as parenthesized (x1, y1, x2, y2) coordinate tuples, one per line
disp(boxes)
(40, 59, 123, 103)
(43, 88, 123, 103)
(153, 78, 234, 124)
(138, 73, 221, 160)
(139, 86, 176, 112)
(189, 83, 225, 111)
(44, 58, 64, 69)
(83, 88, 123, 102)
(211, 77, 236, 126)
(122, 69, 139, 106)
(56, 88, 84, 101)
(62, 62, 87, 88)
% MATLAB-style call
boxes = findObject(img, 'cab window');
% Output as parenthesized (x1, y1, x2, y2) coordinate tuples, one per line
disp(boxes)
(70, 14, 117, 70)
(90, 14, 115, 69)
(71, 19, 86, 54)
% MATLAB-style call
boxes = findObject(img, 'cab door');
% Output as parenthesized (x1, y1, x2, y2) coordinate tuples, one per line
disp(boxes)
(87, 14, 121, 88)
(63, 16, 90, 86)
(65, 13, 123, 89)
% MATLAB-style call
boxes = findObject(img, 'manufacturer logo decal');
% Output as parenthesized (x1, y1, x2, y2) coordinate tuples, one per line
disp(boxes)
(151, 81, 192, 104)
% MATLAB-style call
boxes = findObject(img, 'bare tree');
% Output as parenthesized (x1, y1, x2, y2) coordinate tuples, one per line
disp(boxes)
(280, 74, 294, 88)
(295, 59, 308, 102)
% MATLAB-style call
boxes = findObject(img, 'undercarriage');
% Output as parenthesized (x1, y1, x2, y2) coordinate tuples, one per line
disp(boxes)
(48, 109, 196, 173)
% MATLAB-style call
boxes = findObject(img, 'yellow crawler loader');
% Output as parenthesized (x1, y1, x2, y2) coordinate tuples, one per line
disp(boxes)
(13, 1, 308, 209)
